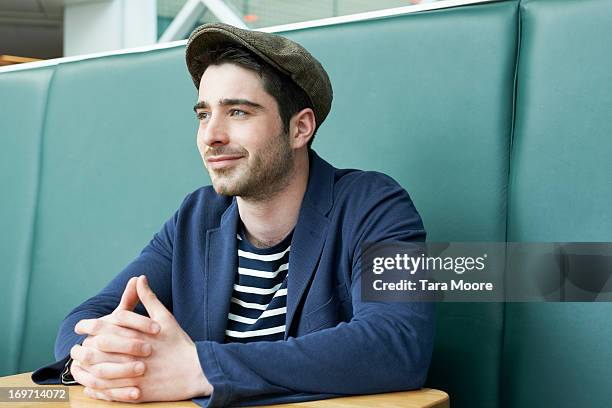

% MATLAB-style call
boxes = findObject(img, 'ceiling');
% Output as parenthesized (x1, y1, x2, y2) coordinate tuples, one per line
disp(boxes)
(0, 0, 151, 60)
(0, 0, 97, 59)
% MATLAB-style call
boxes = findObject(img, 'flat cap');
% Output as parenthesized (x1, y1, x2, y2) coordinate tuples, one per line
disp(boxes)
(186, 23, 333, 128)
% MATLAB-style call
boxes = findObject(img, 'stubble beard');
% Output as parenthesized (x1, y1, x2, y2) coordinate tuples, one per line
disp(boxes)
(209, 130, 294, 201)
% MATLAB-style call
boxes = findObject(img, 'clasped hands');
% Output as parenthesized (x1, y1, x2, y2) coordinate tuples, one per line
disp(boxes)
(70, 275, 213, 402)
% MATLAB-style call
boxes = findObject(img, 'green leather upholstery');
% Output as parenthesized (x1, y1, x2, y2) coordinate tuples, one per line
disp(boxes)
(0, 68, 54, 375)
(1, 0, 611, 406)
(504, 0, 612, 406)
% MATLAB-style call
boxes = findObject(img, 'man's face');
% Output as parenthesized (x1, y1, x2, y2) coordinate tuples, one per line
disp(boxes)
(195, 63, 294, 200)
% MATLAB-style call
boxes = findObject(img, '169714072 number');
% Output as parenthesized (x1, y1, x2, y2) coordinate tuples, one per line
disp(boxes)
(0, 387, 69, 402)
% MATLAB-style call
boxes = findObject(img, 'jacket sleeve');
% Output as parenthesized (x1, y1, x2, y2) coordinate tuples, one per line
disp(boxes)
(31, 208, 178, 384)
(195, 175, 436, 407)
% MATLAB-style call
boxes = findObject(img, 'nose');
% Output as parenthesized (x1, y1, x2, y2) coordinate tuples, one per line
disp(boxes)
(198, 113, 229, 148)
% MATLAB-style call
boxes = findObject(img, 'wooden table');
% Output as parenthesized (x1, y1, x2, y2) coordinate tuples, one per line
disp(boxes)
(0, 372, 448, 407)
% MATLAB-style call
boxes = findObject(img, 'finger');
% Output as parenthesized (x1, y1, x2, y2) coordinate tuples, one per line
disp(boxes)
(75, 319, 101, 335)
(111, 310, 160, 335)
(75, 318, 145, 338)
(70, 344, 136, 365)
(96, 387, 141, 403)
(82, 336, 94, 348)
(77, 361, 145, 380)
(72, 363, 140, 390)
(136, 275, 170, 321)
(92, 334, 152, 357)
(115, 277, 139, 312)
(84, 387, 113, 401)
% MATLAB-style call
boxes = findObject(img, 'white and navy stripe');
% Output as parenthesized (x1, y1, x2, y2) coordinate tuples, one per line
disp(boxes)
(225, 229, 292, 343)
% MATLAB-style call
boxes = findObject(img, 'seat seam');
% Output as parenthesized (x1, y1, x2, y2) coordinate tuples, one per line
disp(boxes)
(15, 65, 59, 372)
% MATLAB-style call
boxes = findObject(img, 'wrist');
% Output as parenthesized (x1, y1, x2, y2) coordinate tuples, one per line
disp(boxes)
(188, 342, 213, 397)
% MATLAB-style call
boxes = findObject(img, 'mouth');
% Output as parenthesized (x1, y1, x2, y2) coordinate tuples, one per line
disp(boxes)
(206, 155, 244, 170)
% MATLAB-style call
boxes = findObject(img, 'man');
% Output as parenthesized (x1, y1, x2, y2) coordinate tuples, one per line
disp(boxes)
(33, 23, 435, 407)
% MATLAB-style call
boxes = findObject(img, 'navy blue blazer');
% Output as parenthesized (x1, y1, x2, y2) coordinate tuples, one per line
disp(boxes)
(33, 150, 435, 407)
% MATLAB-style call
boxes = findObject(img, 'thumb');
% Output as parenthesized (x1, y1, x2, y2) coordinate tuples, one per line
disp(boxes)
(114, 276, 139, 312)
(136, 275, 170, 321)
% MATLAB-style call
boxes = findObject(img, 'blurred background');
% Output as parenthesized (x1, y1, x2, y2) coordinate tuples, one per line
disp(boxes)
(0, 0, 440, 65)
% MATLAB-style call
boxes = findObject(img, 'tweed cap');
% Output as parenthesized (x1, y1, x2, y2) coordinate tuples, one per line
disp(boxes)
(186, 23, 333, 128)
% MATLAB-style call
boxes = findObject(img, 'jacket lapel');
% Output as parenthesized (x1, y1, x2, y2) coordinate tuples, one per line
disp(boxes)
(285, 150, 334, 337)
(285, 205, 329, 337)
(204, 199, 239, 342)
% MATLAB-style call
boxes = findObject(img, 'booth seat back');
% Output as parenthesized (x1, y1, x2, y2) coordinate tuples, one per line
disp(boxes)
(0, 67, 55, 377)
(503, 0, 612, 407)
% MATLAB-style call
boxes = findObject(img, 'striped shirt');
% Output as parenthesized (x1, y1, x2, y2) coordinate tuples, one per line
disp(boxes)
(225, 228, 292, 343)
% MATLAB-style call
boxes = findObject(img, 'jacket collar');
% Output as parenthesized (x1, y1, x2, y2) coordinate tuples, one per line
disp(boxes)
(300, 149, 335, 217)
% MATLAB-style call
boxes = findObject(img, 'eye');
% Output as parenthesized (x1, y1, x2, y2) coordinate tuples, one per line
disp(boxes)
(196, 111, 210, 121)
(229, 109, 247, 117)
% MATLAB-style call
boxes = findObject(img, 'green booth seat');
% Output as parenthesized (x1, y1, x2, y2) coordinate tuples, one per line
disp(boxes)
(0, 67, 55, 376)
(504, 0, 612, 407)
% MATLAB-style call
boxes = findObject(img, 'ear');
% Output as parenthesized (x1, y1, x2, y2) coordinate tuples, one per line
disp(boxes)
(289, 108, 316, 149)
